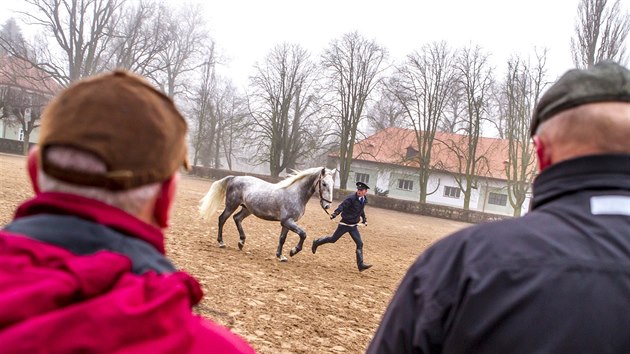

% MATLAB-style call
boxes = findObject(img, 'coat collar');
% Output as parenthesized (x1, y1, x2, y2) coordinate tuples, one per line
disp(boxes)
(531, 154, 630, 210)
(14, 192, 166, 254)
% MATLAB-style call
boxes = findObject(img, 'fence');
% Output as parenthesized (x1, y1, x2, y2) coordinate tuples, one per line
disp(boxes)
(190, 166, 510, 224)
(0, 138, 33, 155)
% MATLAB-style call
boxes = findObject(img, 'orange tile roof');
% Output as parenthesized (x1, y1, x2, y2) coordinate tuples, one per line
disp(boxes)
(0, 55, 61, 96)
(342, 127, 534, 180)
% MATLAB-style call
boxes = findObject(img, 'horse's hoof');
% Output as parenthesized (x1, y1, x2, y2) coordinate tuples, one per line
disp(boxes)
(218, 242, 226, 248)
(278, 255, 288, 262)
(238, 241, 245, 250)
(289, 248, 298, 257)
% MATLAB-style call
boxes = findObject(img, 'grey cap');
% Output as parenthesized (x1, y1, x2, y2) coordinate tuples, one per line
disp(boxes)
(530, 61, 630, 136)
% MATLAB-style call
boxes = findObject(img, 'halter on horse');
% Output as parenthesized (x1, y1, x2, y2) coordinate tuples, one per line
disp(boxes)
(199, 167, 336, 261)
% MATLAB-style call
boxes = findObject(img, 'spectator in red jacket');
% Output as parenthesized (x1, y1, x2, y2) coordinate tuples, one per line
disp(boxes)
(0, 70, 255, 353)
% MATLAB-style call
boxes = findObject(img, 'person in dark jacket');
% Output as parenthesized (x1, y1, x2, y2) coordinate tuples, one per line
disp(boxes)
(312, 181, 372, 271)
(0, 70, 255, 353)
(366, 61, 630, 353)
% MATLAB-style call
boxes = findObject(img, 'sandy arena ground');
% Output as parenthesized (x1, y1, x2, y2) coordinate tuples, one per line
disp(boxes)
(0, 153, 471, 353)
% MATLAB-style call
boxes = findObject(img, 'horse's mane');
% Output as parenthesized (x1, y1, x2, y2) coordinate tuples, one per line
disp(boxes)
(276, 167, 322, 189)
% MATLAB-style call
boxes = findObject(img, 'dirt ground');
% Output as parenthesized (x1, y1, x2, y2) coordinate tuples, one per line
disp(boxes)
(0, 153, 471, 353)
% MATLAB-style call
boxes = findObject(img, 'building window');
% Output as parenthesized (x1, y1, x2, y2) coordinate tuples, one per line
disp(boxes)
(355, 173, 370, 184)
(398, 179, 413, 191)
(444, 186, 460, 198)
(18, 128, 24, 142)
(406, 146, 418, 159)
(488, 192, 508, 206)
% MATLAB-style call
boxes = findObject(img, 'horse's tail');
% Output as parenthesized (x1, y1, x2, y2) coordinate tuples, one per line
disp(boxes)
(199, 176, 232, 220)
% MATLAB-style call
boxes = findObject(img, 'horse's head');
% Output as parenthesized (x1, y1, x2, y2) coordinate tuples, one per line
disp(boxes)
(318, 168, 336, 211)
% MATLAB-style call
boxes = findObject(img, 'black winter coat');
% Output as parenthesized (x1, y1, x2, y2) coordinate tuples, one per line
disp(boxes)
(367, 154, 630, 354)
(334, 193, 367, 224)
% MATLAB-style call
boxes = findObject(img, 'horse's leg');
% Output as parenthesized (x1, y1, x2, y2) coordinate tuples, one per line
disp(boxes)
(276, 226, 290, 262)
(233, 206, 251, 250)
(282, 219, 306, 257)
(217, 204, 238, 248)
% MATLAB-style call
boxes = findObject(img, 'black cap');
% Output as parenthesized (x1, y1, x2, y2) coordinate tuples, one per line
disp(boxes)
(530, 61, 630, 136)
(356, 181, 370, 190)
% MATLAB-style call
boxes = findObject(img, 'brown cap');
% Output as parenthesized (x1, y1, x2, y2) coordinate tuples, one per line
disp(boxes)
(530, 61, 630, 136)
(39, 70, 189, 190)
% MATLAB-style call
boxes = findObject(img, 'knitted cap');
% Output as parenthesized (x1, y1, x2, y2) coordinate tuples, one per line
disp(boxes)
(531, 61, 630, 136)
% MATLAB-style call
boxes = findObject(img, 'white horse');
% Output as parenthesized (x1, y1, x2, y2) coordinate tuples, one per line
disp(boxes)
(200, 167, 336, 261)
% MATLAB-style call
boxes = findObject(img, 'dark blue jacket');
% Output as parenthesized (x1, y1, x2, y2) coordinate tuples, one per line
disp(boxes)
(4, 215, 175, 275)
(367, 154, 630, 354)
(334, 193, 367, 224)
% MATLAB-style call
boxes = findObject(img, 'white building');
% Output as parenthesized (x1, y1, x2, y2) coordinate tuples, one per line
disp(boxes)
(330, 127, 535, 216)
(0, 55, 59, 152)
(0, 108, 39, 142)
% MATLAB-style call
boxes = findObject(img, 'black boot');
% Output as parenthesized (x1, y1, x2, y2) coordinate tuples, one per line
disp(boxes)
(312, 238, 321, 254)
(356, 249, 372, 272)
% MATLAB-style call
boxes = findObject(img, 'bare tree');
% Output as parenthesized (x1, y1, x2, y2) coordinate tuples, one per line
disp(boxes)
(0, 1, 214, 97)
(188, 43, 248, 171)
(109, 0, 171, 76)
(0, 18, 27, 56)
(388, 41, 457, 203)
(218, 85, 249, 171)
(500, 52, 548, 216)
(248, 43, 321, 177)
(147, 2, 208, 99)
(571, 0, 630, 68)
(321, 31, 387, 189)
(190, 46, 217, 167)
(439, 88, 465, 134)
(206, 80, 246, 169)
(0, 20, 58, 154)
(8, 91, 46, 155)
(186, 38, 249, 171)
(441, 44, 494, 210)
(0, 0, 125, 86)
(0, 57, 54, 154)
(364, 87, 408, 133)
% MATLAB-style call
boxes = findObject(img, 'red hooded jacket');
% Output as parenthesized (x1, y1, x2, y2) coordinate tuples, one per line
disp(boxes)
(0, 192, 255, 354)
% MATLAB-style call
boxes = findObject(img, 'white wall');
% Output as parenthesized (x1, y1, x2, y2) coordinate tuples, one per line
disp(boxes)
(336, 159, 533, 216)
(0, 120, 39, 143)
(424, 172, 481, 208)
